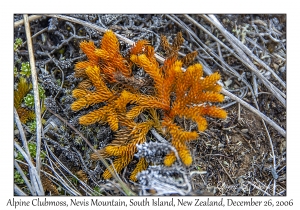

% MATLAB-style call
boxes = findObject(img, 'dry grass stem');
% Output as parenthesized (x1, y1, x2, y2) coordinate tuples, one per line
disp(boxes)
(14, 142, 44, 195)
(24, 14, 43, 176)
(204, 15, 286, 106)
(14, 15, 43, 28)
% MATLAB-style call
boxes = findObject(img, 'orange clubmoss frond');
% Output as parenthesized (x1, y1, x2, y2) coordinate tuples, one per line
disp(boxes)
(160, 32, 183, 58)
(74, 68, 88, 78)
(178, 70, 224, 105)
(173, 60, 183, 73)
(85, 66, 112, 95)
(95, 49, 131, 78)
(96, 30, 131, 78)
(130, 54, 163, 86)
(138, 94, 169, 111)
(75, 61, 90, 71)
(79, 41, 99, 65)
(116, 115, 137, 131)
(126, 106, 147, 119)
(130, 157, 148, 181)
(164, 140, 193, 166)
(192, 91, 224, 104)
(78, 105, 119, 130)
(172, 60, 187, 89)
(100, 30, 120, 53)
(160, 35, 172, 54)
(72, 89, 89, 99)
(193, 105, 227, 119)
(148, 108, 163, 132)
(180, 51, 198, 66)
(161, 119, 198, 166)
(173, 82, 190, 103)
(162, 57, 177, 79)
(77, 79, 93, 90)
(161, 56, 177, 76)
(131, 54, 177, 106)
(74, 41, 100, 77)
(105, 144, 135, 157)
(113, 90, 139, 112)
(167, 139, 193, 166)
(90, 150, 102, 161)
(102, 121, 153, 179)
(71, 91, 112, 111)
(177, 142, 193, 166)
(186, 63, 203, 78)
(168, 123, 199, 142)
(173, 63, 203, 102)
(191, 114, 208, 132)
(205, 84, 223, 92)
(113, 120, 151, 146)
(159, 77, 174, 106)
(165, 129, 194, 166)
(145, 45, 159, 69)
(164, 152, 177, 167)
(156, 58, 177, 106)
(128, 120, 154, 144)
(102, 66, 117, 82)
(199, 72, 221, 90)
(78, 106, 107, 125)
(109, 125, 136, 146)
(71, 98, 88, 111)
(170, 106, 208, 132)
(171, 32, 184, 52)
(94, 48, 111, 60)
(112, 57, 131, 78)
(106, 108, 119, 131)
(71, 66, 114, 111)
(102, 156, 132, 179)
(130, 40, 149, 55)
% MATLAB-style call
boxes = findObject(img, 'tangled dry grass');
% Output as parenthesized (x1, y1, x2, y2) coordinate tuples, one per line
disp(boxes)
(13, 14, 286, 196)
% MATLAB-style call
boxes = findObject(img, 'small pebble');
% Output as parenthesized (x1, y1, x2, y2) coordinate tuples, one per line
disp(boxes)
(241, 129, 248, 133)
(218, 143, 224, 148)
(14, 130, 20, 135)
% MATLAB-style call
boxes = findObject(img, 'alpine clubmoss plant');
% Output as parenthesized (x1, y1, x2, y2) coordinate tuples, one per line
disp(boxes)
(14, 77, 35, 123)
(14, 76, 46, 125)
(72, 30, 227, 181)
